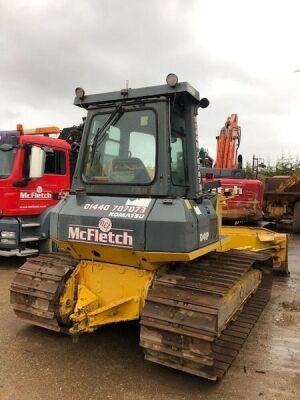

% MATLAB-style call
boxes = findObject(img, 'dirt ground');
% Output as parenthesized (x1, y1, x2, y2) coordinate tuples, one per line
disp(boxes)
(0, 236, 300, 400)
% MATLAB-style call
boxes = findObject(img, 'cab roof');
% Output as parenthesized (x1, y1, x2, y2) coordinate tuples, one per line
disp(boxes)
(20, 135, 70, 150)
(74, 82, 200, 109)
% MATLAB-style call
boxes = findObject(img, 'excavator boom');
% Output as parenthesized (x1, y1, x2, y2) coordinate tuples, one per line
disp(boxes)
(214, 114, 241, 169)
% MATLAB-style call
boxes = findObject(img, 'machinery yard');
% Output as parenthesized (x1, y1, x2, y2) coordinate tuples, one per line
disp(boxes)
(1, 2, 300, 400)
(0, 77, 297, 399)
(0, 233, 299, 400)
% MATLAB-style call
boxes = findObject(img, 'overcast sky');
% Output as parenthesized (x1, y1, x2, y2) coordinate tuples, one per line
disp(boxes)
(1, 0, 300, 164)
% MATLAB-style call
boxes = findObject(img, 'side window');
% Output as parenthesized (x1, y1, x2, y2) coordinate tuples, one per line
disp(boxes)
(170, 108, 186, 186)
(44, 149, 66, 175)
(170, 136, 186, 185)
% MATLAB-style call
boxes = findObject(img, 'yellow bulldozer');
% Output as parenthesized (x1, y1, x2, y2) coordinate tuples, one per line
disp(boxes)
(10, 75, 288, 380)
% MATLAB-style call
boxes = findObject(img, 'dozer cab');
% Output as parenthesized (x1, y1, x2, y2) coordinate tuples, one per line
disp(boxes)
(10, 75, 288, 380)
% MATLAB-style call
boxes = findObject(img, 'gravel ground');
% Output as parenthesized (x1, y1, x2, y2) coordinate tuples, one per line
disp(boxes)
(0, 236, 299, 400)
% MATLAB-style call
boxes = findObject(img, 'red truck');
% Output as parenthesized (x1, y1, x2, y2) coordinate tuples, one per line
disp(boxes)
(201, 114, 263, 222)
(0, 124, 82, 256)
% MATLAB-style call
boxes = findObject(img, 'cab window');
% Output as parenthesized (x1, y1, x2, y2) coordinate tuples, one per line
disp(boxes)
(44, 149, 66, 174)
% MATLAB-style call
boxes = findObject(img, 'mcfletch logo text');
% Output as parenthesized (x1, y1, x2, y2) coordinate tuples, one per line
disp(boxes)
(20, 191, 52, 200)
(68, 218, 133, 248)
(20, 185, 52, 200)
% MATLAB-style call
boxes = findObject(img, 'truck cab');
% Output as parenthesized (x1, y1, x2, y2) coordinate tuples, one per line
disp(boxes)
(0, 127, 71, 256)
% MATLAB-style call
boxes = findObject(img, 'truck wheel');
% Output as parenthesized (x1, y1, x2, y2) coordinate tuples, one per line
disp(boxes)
(39, 238, 58, 254)
(293, 202, 300, 233)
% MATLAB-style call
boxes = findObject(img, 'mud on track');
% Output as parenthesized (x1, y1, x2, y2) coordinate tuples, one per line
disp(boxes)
(0, 238, 300, 400)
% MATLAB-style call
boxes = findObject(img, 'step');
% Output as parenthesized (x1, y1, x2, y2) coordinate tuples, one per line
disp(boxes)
(20, 236, 40, 243)
(21, 222, 41, 228)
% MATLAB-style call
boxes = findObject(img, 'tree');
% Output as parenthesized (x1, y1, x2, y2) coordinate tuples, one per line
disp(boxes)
(245, 161, 255, 178)
(258, 154, 300, 177)
(274, 153, 295, 175)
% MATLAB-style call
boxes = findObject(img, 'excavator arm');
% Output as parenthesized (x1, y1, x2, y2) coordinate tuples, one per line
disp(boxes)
(214, 114, 241, 169)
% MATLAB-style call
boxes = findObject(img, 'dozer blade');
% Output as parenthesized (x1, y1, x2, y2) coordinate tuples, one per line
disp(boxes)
(10, 253, 77, 332)
(140, 250, 272, 380)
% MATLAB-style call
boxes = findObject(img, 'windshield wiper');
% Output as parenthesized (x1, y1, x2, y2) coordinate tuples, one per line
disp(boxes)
(91, 104, 124, 158)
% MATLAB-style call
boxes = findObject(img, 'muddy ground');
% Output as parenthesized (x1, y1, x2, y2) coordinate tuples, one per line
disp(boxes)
(0, 236, 299, 400)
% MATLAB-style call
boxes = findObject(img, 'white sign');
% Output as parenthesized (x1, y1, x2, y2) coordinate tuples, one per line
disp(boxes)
(125, 198, 152, 207)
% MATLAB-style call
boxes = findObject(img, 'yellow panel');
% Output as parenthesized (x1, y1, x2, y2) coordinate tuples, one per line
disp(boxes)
(136, 238, 230, 263)
(78, 261, 153, 307)
(220, 226, 288, 272)
(55, 224, 288, 273)
(56, 240, 159, 270)
(55, 237, 230, 268)
(63, 261, 155, 334)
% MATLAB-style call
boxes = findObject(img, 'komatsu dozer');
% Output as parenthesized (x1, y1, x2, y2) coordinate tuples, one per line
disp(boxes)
(10, 75, 288, 380)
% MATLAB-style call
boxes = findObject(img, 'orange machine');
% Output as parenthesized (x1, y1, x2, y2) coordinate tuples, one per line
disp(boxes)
(201, 114, 263, 222)
(214, 114, 241, 169)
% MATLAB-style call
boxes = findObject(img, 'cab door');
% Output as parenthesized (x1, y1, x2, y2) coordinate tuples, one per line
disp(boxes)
(18, 147, 70, 216)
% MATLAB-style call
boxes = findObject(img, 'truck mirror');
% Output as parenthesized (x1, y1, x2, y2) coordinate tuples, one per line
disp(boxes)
(29, 146, 46, 179)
